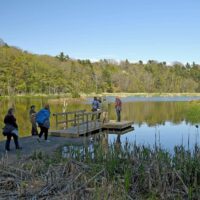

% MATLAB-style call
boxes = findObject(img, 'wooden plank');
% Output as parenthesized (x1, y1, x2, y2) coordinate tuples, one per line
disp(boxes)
(50, 121, 133, 137)
(49, 121, 102, 137)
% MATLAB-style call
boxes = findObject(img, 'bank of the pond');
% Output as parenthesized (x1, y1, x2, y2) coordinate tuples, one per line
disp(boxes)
(1, 92, 200, 99)
(0, 141, 200, 199)
(0, 136, 87, 163)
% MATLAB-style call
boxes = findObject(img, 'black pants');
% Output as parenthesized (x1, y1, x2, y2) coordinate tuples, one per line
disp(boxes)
(39, 126, 48, 140)
(5, 133, 19, 150)
(116, 109, 121, 122)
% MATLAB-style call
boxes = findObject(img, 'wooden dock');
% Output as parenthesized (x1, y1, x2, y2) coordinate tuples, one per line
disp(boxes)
(50, 121, 102, 137)
(103, 120, 133, 130)
(49, 110, 134, 137)
(107, 127, 134, 135)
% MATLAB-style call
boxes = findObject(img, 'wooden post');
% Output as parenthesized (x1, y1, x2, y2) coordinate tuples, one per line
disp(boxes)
(55, 114, 58, 129)
(74, 113, 76, 126)
(77, 113, 80, 135)
(66, 113, 68, 128)
(95, 112, 97, 128)
(86, 113, 88, 133)
(82, 112, 84, 124)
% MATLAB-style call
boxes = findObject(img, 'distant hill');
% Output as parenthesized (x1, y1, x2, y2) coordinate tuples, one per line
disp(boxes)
(0, 38, 7, 46)
(0, 41, 199, 96)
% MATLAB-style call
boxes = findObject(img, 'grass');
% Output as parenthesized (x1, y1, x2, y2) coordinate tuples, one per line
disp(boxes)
(0, 139, 200, 199)
(186, 101, 200, 124)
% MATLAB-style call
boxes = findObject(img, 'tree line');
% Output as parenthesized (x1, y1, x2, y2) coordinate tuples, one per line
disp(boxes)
(0, 42, 200, 96)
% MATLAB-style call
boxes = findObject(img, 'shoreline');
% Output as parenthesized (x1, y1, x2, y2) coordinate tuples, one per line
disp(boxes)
(1, 92, 200, 99)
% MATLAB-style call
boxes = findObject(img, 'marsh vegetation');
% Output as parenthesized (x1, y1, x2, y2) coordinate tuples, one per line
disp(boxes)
(1, 139, 200, 199)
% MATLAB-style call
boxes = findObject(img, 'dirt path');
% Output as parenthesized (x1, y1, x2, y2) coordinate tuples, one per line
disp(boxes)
(0, 136, 87, 163)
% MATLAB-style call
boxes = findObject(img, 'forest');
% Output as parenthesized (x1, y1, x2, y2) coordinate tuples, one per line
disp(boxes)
(0, 39, 200, 96)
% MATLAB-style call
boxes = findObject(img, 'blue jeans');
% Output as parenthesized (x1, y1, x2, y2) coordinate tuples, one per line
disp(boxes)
(5, 133, 19, 150)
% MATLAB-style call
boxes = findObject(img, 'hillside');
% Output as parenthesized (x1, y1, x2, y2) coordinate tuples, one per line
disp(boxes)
(0, 42, 200, 96)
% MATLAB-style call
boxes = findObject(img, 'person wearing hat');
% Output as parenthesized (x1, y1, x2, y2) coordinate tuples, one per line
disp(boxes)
(29, 105, 38, 136)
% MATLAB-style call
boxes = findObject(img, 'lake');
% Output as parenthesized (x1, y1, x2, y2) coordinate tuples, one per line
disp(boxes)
(0, 96, 200, 152)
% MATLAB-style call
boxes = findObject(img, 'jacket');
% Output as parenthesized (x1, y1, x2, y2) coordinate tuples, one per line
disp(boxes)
(36, 108, 50, 127)
(4, 115, 18, 128)
(92, 100, 100, 111)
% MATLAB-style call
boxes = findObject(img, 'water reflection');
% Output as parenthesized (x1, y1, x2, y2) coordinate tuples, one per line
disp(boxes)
(0, 96, 200, 146)
(108, 122, 200, 153)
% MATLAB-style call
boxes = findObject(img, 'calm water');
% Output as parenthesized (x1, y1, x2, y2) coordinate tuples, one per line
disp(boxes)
(107, 122, 199, 153)
(0, 96, 200, 152)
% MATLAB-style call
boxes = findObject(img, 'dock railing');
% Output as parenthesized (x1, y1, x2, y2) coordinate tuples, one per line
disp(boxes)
(75, 111, 102, 134)
(53, 110, 102, 134)
(53, 110, 85, 129)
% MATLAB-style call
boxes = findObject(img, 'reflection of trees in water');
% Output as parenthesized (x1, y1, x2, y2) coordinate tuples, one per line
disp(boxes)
(94, 132, 122, 153)
(107, 102, 197, 126)
(0, 98, 199, 140)
(0, 97, 91, 140)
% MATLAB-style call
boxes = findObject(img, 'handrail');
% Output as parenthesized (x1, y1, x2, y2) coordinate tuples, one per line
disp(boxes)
(76, 111, 102, 133)
(53, 110, 86, 129)
(53, 109, 102, 134)
(53, 110, 85, 116)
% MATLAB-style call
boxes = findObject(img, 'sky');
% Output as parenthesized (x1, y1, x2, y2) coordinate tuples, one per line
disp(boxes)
(0, 0, 200, 64)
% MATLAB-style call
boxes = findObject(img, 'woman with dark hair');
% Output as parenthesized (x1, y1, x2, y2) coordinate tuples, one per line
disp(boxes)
(3, 108, 22, 151)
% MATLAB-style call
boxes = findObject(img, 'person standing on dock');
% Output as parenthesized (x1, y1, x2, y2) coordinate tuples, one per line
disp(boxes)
(101, 96, 109, 123)
(115, 97, 122, 122)
(29, 105, 38, 136)
(3, 108, 22, 151)
(36, 104, 51, 142)
(91, 97, 100, 120)
(97, 97, 102, 119)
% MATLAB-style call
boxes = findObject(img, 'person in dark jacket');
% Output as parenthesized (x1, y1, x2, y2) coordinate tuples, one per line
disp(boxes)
(29, 105, 38, 136)
(91, 97, 100, 120)
(4, 108, 22, 151)
(36, 104, 51, 142)
(92, 97, 100, 112)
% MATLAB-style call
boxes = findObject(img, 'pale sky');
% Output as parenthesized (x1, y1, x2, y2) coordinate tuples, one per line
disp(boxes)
(1, 0, 200, 64)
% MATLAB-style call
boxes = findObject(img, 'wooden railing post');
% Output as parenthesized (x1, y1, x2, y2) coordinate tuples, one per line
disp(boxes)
(86, 113, 88, 133)
(82, 111, 84, 124)
(77, 113, 80, 134)
(66, 113, 68, 128)
(55, 114, 58, 129)
(95, 112, 97, 128)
